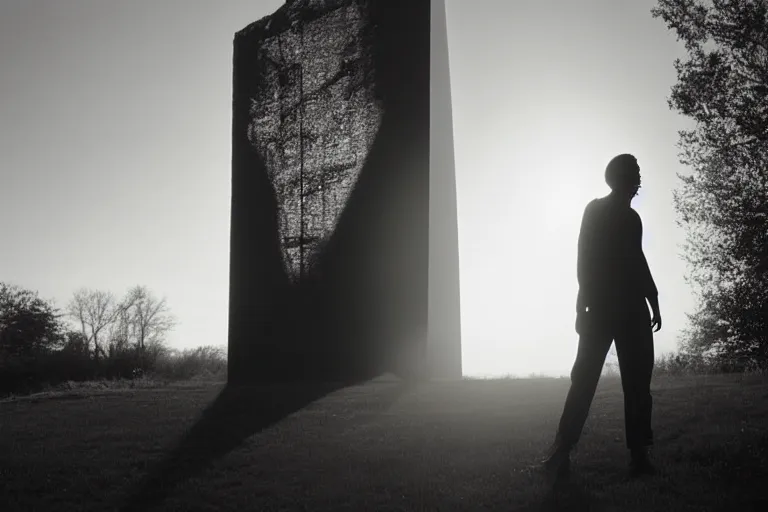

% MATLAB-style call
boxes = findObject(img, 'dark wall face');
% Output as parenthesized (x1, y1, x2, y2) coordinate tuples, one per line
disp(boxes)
(229, 0, 431, 383)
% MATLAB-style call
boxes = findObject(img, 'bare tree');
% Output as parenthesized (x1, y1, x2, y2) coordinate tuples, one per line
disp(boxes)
(66, 288, 130, 360)
(106, 298, 134, 357)
(122, 285, 176, 354)
(66, 285, 175, 361)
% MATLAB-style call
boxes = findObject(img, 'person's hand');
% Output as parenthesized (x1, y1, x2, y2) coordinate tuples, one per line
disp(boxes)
(650, 313, 662, 332)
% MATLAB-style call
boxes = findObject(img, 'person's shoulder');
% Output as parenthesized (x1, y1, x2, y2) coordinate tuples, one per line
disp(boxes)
(584, 198, 602, 212)
(584, 197, 608, 217)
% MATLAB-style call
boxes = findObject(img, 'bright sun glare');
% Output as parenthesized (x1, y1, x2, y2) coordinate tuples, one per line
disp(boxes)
(459, 115, 619, 378)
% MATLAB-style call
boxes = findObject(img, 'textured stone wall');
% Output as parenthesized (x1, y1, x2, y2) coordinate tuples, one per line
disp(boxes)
(229, 0, 445, 382)
(244, 2, 381, 280)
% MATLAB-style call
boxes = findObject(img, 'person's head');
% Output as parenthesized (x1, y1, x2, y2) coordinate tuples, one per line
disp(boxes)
(605, 154, 641, 198)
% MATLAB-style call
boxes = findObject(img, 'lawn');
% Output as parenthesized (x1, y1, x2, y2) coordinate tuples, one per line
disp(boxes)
(2, 373, 767, 511)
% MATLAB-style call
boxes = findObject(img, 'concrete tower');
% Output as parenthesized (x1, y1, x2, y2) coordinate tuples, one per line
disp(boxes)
(228, 0, 462, 383)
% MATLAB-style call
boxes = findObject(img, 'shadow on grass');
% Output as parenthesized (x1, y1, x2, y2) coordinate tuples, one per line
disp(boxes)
(120, 378, 413, 511)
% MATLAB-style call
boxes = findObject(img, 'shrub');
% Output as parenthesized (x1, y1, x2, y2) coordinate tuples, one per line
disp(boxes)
(149, 345, 227, 382)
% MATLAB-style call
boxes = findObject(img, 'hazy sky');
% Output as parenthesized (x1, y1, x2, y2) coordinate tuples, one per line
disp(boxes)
(1, 0, 696, 377)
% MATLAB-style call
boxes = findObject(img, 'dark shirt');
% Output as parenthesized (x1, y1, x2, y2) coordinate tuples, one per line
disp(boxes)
(577, 197, 657, 314)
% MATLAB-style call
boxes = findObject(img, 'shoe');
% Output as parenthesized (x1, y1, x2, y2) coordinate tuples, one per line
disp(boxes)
(541, 445, 571, 481)
(629, 447, 656, 477)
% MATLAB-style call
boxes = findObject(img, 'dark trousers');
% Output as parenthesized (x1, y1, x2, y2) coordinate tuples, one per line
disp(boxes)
(555, 305, 655, 451)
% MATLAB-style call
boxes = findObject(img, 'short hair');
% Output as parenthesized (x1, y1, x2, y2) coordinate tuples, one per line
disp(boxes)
(605, 154, 639, 190)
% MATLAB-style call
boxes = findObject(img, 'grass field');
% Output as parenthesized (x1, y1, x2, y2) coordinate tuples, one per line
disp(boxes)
(2, 373, 767, 511)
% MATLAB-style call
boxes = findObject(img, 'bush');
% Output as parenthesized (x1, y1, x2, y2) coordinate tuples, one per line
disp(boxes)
(0, 349, 98, 396)
(149, 345, 227, 382)
(0, 344, 228, 397)
(653, 349, 768, 378)
(654, 352, 714, 376)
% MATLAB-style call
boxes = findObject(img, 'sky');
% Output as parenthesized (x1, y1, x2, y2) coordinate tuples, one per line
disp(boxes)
(0, 0, 696, 378)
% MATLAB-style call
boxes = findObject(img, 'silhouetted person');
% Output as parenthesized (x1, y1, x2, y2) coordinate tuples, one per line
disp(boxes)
(543, 154, 662, 480)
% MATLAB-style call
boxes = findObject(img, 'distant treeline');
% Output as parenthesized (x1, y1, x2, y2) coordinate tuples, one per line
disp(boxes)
(0, 282, 226, 396)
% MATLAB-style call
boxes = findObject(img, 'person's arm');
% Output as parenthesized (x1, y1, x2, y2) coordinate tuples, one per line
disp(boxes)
(636, 213, 661, 331)
(641, 251, 659, 313)
(576, 202, 596, 313)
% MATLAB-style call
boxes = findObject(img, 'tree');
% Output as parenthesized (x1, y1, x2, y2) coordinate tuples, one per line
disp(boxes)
(108, 301, 134, 356)
(652, 0, 768, 364)
(0, 282, 65, 359)
(60, 329, 89, 354)
(121, 285, 176, 355)
(66, 288, 130, 360)
(66, 285, 176, 360)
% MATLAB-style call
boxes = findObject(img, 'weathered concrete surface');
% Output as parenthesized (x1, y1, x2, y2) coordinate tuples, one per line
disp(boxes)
(228, 0, 460, 383)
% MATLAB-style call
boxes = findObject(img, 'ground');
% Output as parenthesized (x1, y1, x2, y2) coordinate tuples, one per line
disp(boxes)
(2, 374, 767, 511)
